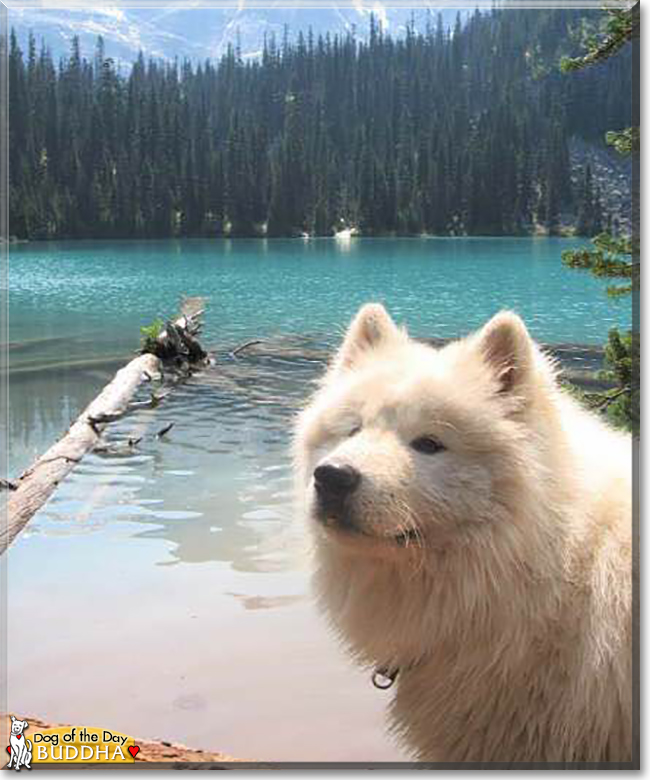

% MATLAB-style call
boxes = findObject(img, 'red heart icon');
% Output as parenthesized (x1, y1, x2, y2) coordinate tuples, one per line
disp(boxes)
(6, 746, 10, 755)
(128, 745, 140, 758)
(15, 735, 22, 740)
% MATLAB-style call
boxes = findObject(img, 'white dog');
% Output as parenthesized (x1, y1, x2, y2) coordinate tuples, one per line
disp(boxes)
(7, 717, 32, 771)
(294, 304, 633, 763)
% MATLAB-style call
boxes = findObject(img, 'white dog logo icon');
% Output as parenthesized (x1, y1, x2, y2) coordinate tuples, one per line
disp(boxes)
(7, 716, 32, 771)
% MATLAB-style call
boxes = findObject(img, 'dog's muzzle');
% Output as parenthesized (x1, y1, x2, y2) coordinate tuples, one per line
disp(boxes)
(313, 462, 361, 526)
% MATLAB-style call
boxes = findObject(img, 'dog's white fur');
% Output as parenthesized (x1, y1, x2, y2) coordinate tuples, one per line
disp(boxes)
(294, 303, 633, 763)
(8, 717, 32, 771)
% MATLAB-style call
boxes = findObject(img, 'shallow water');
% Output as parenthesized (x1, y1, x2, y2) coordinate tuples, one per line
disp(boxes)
(5, 238, 631, 761)
(8, 347, 405, 761)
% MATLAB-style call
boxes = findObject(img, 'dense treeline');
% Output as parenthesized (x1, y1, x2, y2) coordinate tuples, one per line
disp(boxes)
(9, 8, 631, 239)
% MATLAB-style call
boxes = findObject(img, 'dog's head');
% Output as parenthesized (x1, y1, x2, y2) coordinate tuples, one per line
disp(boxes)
(295, 303, 558, 560)
(10, 717, 28, 736)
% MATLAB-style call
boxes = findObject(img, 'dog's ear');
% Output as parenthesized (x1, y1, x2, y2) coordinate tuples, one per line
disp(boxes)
(475, 311, 535, 394)
(11, 716, 15, 723)
(21, 721, 28, 730)
(333, 303, 402, 372)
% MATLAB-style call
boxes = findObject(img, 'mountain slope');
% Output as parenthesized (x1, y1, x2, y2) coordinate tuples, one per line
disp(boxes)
(9, 4, 465, 65)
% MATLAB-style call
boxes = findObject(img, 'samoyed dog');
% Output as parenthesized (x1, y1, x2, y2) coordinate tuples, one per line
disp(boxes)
(294, 303, 633, 763)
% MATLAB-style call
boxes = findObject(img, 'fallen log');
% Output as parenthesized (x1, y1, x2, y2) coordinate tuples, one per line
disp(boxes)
(2, 305, 208, 555)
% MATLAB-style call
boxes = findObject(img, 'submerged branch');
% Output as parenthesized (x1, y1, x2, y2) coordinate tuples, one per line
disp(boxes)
(231, 339, 263, 358)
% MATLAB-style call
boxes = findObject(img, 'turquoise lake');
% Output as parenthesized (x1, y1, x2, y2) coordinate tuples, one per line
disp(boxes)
(5, 237, 632, 762)
(10, 237, 630, 355)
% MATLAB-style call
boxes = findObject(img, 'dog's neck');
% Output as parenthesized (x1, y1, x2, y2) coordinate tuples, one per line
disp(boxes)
(315, 520, 569, 675)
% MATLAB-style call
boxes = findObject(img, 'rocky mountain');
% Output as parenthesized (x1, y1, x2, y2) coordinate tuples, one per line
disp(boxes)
(9, 4, 466, 66)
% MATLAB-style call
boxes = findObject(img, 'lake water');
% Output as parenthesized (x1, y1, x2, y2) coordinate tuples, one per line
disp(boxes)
(5, 238, 631, 762)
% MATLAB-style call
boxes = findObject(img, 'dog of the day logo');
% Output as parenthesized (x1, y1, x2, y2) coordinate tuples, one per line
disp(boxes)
(6, 717, 32, 771)
(5, 716, 140, 767)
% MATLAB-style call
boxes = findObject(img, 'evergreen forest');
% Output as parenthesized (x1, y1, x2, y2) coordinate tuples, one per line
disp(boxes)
(9, 8, 632, 240)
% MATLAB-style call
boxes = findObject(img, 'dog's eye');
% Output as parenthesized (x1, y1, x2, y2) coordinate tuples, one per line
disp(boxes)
(348, 425, 362, 437)
(411, 436, 444, 455)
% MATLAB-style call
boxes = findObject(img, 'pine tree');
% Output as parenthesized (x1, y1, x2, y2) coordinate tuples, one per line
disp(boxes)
(560, 0, 638, 434)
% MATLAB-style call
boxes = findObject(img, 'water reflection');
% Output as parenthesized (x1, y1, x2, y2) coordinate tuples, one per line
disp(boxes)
(8, 352, 131, 476)
(31, 338, 327, 573)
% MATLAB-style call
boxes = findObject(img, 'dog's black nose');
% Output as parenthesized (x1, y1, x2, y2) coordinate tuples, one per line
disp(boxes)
(314, 463, 361, 498)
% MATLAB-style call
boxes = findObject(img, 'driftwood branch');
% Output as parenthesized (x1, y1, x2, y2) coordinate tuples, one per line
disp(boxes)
(157, 422, 175, 438)
(149, 308, 207, 362)
(2, 306, 208, 555)
(230, 339, 263, 358)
